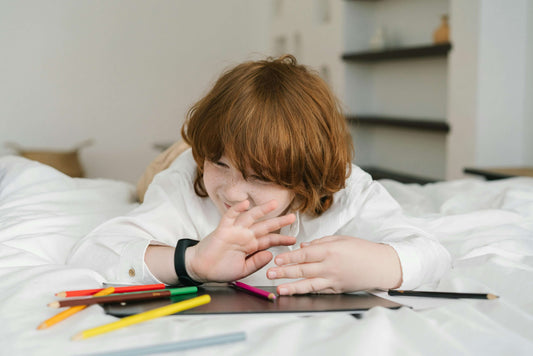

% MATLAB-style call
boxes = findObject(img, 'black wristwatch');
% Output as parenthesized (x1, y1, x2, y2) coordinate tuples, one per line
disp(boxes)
(174, 239, 202, 286)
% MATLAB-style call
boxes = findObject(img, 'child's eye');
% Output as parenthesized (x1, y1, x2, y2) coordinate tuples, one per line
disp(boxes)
(214, 161, 229, 168)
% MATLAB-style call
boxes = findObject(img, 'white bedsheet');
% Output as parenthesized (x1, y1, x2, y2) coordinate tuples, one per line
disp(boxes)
(1, 156, 532, 355)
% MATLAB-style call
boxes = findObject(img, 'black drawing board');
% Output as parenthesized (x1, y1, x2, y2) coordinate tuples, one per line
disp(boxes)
(103, 284, 402, 317)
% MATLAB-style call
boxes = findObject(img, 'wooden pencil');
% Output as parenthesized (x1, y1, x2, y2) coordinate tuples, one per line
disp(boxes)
(230, 281, 276, 301)
(85, 332, 246, 355)
(388, 290, 499, 300)
(55, 283, 165, 298)
(72, 294, 211, 340)
(37, 287, 115, 330)
(49, 286, 198, 308)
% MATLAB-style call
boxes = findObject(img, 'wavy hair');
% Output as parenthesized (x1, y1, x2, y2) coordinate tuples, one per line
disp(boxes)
(181, 55, 353, 216)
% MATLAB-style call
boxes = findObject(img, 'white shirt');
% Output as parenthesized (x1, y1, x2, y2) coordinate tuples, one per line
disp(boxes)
(68, 150, 450, 290)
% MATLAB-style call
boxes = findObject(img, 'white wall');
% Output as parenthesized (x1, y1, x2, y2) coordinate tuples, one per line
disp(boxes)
(2, 0, 532, 183)
(343, 0, 450, 180)
(446, 0, 533, 179)
(343, 0, 449, 119)
(269, 0, 344, 101)
(526, 0, 533, 165)
(476, 0, 528, 166)
(446, 0, 480, 179)
(0, 0, 270, 182)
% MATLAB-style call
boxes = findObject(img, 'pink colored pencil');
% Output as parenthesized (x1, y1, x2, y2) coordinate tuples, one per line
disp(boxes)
(231, 281, 277, 301)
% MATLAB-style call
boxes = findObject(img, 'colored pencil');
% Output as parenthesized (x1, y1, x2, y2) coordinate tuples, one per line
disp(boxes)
(49, 287, 198, 308)
(37, 287, 115, 330)
(72, 294, 211, 340)
(80, 332, 246, 356)
(388, 290, 499, 300)
(230, 281, 276, 301)
(55, 283, 165, 298)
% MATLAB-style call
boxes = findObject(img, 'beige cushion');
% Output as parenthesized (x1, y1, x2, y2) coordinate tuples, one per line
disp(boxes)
(136, 140, 190, 202)
(5, 140, 93, 178)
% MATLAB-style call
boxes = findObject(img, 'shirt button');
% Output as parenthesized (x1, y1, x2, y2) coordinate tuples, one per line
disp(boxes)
(128, 268, 136, 277)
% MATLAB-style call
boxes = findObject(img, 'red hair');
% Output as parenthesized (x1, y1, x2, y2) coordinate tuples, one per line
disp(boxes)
(181, 55, 353, 216)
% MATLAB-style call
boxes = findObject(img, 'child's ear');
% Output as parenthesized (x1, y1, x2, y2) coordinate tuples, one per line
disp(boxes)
(288, 194, 301, 213)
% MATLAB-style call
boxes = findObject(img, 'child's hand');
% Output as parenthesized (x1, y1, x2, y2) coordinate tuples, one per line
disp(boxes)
(186, 199, 296, 283)
(266, 235, 402, 295)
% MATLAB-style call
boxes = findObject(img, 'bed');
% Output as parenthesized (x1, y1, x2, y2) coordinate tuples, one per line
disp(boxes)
(1, 155, 532, 355)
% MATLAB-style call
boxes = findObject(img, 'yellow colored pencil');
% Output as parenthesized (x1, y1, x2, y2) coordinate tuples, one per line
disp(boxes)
(72, 294, 211, 340)
(37, 287, 115, 330)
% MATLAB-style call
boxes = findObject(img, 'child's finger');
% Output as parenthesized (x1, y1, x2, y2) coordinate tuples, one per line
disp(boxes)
(251, 213, 296, 236)
(255, 233, 296, 251)
(273, 244, 325, 266)
(234, 200, 278, 227)
(220, 200, 250, 225)
(267, 259, 323, 280)
(275, 278, 333, 296)
(300, 235, 341, 247)
(241, 250, 273, 276)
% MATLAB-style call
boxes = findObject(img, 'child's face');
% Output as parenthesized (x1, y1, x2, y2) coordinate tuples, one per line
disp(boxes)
(203, 155, 294, 220)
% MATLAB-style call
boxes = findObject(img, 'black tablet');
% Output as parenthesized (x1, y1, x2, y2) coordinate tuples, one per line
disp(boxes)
(103, 285, 402, 317)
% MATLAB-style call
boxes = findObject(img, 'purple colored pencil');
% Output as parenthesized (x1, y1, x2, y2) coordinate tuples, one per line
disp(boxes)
(231, 281, 277, 302)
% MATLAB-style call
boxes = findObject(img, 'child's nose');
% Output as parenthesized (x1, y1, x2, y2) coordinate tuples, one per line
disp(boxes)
(223, 175, 249, 203)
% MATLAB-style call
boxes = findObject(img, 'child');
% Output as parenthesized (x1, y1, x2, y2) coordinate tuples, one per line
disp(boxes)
(68, 55, 450, 295)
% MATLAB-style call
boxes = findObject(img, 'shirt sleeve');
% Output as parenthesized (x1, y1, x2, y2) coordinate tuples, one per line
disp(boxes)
(67, 152, 205, 284)
(335, 167, 451, 290)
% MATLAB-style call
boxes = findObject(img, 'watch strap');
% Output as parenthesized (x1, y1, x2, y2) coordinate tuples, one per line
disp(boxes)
(174, 238, 202, 286)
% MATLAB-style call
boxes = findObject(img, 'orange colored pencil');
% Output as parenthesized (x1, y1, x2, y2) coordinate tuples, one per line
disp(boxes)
(37, 287, 115, 330)
(55, 284, 165, 297)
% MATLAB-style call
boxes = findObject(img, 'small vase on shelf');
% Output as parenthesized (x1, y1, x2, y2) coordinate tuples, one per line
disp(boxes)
(433, 15, 450, 44)
(369, 27, 386, 50)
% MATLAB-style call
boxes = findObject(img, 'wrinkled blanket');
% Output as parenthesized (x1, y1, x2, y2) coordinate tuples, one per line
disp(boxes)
(1, 156, 531, 355)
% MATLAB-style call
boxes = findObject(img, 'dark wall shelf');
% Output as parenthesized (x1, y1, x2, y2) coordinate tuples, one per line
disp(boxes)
(464, 167, 533, 180)
(342, 43, 452, 62)
(362, 166, 438, 184)
(347, 115, 450, 133)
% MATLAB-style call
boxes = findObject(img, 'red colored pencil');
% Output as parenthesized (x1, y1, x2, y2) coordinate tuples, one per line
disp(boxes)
(49, 287, 198, 308)
(55, 283, 166, 297)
